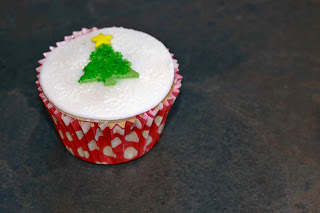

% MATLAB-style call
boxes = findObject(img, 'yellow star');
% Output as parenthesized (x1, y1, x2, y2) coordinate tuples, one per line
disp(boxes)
(91, 33, 113, 47)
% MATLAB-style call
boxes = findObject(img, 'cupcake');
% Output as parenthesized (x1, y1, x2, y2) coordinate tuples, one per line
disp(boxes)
(36, 27, 182, 164)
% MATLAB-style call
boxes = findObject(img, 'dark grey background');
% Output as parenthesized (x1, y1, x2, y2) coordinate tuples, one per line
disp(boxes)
(1, 0, 320, 212)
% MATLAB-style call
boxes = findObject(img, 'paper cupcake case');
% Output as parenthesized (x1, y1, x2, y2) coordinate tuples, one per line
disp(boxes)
(36, 27, 182, 164)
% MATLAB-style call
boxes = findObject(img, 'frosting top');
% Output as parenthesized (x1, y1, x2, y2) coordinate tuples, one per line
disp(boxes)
(40, 27, 174, 120)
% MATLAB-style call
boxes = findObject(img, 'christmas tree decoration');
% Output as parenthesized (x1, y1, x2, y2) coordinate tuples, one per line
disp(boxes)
(79, 33, 139, 86)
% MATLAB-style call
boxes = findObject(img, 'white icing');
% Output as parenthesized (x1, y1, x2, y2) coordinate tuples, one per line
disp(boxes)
(40, 27, 174, 120)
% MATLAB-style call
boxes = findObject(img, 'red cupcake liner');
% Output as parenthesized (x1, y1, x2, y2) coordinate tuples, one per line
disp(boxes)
(36, 27, 182, 164)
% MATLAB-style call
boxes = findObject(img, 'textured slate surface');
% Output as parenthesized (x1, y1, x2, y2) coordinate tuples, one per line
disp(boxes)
(1, 0, 320, 212)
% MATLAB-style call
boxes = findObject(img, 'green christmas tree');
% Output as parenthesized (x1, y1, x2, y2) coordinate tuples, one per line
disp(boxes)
(78, 33, 139, 86)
